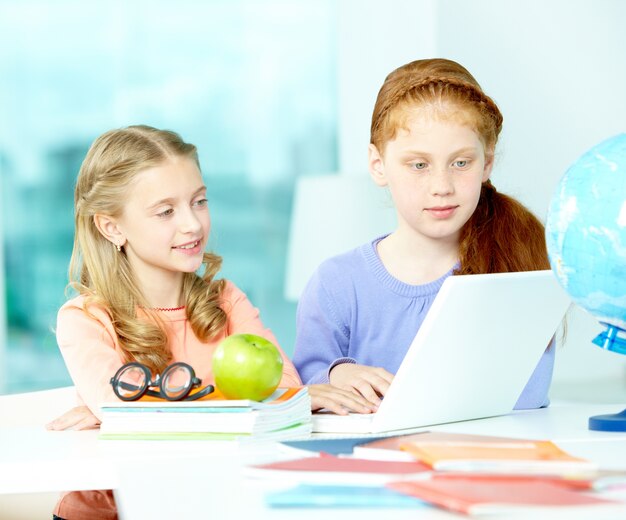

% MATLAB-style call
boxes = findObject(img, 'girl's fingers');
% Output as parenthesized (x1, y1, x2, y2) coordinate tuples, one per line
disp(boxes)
(45, 419, 63, 431)
(375, 367, 395, 385)
(353, 381, 382, 406)
(72, 416, 101, 431)
(311, 395, 350, 415)
(46, 406, 99, 431)
(368, 375, 392, 397)
(46, 414, 75, 430)
(337, 391, 378, 413)
(308, 385, 378, 414)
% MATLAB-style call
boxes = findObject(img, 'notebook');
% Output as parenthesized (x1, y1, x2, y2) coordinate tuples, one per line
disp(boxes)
(313, 270, 571, 434)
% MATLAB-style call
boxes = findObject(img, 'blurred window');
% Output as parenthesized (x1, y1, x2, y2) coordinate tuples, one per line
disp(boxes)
(0, 0, 338, 393)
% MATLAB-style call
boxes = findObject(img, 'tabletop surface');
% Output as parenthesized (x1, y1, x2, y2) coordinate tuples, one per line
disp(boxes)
(2, 401, 626, 519)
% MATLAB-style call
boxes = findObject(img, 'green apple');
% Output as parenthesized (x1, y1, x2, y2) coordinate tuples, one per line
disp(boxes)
(213, 333, 284, 401)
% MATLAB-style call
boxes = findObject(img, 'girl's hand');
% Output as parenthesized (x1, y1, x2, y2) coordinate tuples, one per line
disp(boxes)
(329, 363, 394, 405)
(46, 405, 101, 431)
(307, 384, 379, 415)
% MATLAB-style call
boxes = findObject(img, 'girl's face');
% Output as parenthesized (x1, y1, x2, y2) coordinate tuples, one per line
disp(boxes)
(369, 112, 492, 246)
(113, 156, 210, 288)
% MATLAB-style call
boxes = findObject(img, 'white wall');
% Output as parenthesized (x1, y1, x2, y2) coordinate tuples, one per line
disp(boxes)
(337, 0, 438, 175)
(436, 0, 626, 218)
(337, 0, 626, 395)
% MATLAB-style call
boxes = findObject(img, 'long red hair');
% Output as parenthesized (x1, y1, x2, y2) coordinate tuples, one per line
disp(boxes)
(370, 58, 548, 274)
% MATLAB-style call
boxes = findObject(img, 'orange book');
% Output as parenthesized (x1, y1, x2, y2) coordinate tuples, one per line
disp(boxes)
(388, 477, 620, 516)
(353, 431, 531, 461)
(400, 438, 596, 477)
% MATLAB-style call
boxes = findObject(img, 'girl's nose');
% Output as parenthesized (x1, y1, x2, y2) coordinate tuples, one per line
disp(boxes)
(430, 168, 454, 196)
(179, 208, 203, 233)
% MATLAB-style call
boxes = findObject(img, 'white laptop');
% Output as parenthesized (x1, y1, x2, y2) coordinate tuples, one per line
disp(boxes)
(312, 270, 571, 434)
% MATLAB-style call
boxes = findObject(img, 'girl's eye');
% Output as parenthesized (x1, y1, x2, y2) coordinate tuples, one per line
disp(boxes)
(454, 160, 468, 168)
(412, 162, 428, 170)
(194, 198, 208, 207)
(157, 208, 173, 218)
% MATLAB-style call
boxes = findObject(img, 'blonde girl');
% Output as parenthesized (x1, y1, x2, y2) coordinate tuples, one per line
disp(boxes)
(49, 125, 371, 519)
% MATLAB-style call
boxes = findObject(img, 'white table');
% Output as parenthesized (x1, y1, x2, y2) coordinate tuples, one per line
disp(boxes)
(2, 402, 626, 519)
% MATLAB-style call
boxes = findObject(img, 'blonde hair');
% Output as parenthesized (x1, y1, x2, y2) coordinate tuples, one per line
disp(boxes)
(370, 58, 549, 274)
(70, 125, 227, 373)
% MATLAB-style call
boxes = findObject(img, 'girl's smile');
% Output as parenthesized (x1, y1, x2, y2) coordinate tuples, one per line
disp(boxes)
(172, 239, 203, 255)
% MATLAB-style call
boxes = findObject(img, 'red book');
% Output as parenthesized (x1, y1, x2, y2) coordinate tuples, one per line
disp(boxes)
(388, 477, 620, 516)
(245, 452, 431, 484)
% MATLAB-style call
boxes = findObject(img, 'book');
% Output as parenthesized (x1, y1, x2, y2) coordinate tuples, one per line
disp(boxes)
(99, 387, 312, 441)
(102, 385, 305, 407)
(353, 431, 541, 461)
(98, 422, 312, 442)
(265, 483, 428, 508)
(355, 431, 597, 477)
(244, 452, 432, 484)
(414, 471, 626, 492)
(280, 435, 391, 456)
(400, 438, 597, 477)
(387, 477, 621, 516)
(427, 472, 604, 494)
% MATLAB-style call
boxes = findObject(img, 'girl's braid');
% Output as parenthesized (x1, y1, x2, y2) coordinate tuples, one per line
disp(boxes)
(371, 75, 503, 144)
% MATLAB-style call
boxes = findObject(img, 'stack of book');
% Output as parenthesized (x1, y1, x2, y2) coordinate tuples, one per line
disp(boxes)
(99, 387, 311, 441)
(244, 432, 626, 515)
(369, 432, 620, 515)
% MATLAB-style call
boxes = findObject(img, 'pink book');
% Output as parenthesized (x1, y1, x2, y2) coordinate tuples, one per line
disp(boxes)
(388, 477, 621, 516)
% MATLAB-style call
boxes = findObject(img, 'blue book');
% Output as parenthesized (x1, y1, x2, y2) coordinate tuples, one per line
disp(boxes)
(266, 484, 427, 508)
(281, 436, 389, 456)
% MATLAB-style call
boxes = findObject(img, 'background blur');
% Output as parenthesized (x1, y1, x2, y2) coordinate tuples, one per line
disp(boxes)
(0, 0, 338, 392)
(1, 0, 625, 400)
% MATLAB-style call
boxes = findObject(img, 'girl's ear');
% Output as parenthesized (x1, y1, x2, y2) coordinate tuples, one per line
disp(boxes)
(93, 214, 126, 249)
(482, 151, 495, 181)
(368, 144, 388, 187)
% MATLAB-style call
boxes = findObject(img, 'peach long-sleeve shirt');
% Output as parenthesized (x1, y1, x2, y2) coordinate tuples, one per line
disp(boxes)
(56, 280, 301, 420)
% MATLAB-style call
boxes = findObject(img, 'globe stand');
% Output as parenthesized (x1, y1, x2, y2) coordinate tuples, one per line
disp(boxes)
(589, 408, 626, 432)
(588, 323, 626, 431)
(592, 323, 626, 354)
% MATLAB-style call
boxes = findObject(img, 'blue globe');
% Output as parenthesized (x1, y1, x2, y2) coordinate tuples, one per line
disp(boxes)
(546, 133, 626, 431)
(546, 133, 626, 355)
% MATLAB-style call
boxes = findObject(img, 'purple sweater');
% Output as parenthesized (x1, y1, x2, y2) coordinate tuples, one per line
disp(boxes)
(293, 237, 555, 409)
